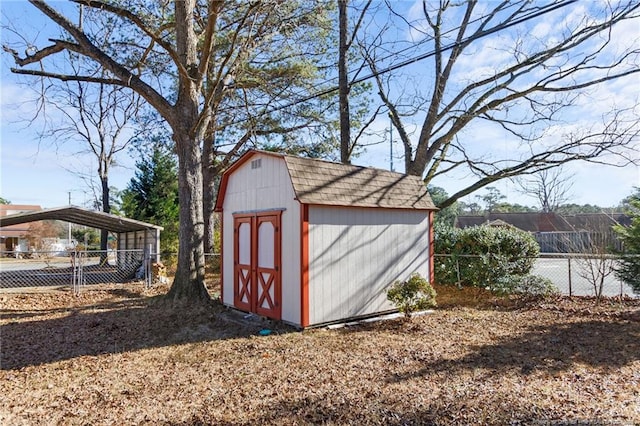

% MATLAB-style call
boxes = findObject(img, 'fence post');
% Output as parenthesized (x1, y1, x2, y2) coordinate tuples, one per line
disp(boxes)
(72, 249, 82, 296)
(567, 257, 572, 297)
(79, 250, 85, 289)
(144, 244, 152, 289)
(620, 277, 624, 299)
(70, 249, 76, 292)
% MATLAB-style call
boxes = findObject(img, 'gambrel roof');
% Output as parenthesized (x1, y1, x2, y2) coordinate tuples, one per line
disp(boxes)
(215, 150, 436, 211)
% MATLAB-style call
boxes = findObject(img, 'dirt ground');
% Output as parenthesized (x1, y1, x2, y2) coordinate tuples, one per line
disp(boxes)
(1, 282, 639, 425)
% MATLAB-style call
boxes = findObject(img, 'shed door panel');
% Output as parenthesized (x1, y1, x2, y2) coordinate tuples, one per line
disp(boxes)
(233, 212, 281, 320)
(233, 217, 253, 312)
(256, 215, 281, 319)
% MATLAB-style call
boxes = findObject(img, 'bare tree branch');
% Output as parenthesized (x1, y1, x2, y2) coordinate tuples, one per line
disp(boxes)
(9, 1, 173, 121)
(71, 0, 187, 81)
(8, 67, 127, 85)
(517, 167, 575, 212)
(361, 0, 639, 207)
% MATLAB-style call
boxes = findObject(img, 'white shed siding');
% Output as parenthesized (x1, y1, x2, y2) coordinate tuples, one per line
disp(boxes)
(307, 206, 429, 325)
(221, 154, 301, 324)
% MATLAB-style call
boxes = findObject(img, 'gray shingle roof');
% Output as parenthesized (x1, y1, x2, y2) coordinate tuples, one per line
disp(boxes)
(283, 155, 436, 210)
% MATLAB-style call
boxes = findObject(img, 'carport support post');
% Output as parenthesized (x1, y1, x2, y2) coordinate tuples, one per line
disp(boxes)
(567, 257, 572, 297)
(154, 228, 161, 262)
(145, 244, 153, 288)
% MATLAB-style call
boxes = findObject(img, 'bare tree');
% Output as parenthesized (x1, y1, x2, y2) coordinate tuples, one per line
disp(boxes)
(363, 0, 640, 208)
(338, 0, 351, 164)
(575, 251, 618, 302)
(3, 0, 213, 302)
(518, 166, 574, 212)
(567, 215, 620, 302)
(44, 73, 142, 258)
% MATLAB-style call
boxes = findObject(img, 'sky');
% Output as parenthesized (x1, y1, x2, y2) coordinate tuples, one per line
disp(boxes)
(0, 1, 639, 210)
(0, 0, 136, 208)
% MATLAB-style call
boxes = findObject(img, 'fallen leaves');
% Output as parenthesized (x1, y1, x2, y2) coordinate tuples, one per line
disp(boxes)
(1, 283, 639, 425)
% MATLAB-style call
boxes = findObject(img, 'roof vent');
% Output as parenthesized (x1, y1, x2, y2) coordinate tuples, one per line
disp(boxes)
(251, 158, 262, 169)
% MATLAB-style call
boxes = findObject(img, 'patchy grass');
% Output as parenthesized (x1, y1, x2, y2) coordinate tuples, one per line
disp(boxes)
(1, 283, 639, 425)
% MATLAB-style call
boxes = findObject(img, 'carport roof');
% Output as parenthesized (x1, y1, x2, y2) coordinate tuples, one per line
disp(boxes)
(0, 206, 163, 233)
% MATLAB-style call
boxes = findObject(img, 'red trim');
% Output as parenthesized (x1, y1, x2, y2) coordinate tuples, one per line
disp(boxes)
(255, 212, 282, 319)
(233, 215, 253, 312)
(232, 210, 282, 321)
(219, 210, 224, 303)
(300, 204, 310, 328)
(428, 210, 435, 284)
(302, 202, 436, 213)
(214, 150, 438, 213)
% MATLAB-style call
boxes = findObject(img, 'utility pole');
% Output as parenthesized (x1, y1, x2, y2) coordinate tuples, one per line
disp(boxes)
(68, 192, 72, 245)
(389, 114, 394, 172)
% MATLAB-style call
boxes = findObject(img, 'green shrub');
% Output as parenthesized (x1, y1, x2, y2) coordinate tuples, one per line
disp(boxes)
(509, 275, 559, 297)
(435, 225, 540, 294)
(614, 197, 640, 294)
(387, 273, 437, 318)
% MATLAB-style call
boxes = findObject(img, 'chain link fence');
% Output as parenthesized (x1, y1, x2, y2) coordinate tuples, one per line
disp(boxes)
(0, 249, 145, 293)
(4, 249, 632, 299)
(434, 253, 638, 298)
(532, 254, 636, 298)
(0, 250, 221, 295)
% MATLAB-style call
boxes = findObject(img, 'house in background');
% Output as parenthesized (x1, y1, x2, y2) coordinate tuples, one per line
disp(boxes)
(0, 204, 42, 254)
(215, 150, 437, 328)
(456, 212, 630, 253)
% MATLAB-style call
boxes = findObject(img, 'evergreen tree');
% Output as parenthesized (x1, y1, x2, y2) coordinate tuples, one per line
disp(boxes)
(427, 185, 458, 228)
(614, 191, 640, 294)
(122, 146, 179, 255)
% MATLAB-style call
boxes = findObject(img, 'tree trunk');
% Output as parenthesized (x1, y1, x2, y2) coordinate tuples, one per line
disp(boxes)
(100, 174, 110, 264)
(202, 135, 215, 254)
(166, 0, 210, 305)
(338, 0, 351, 164)
(167, 132, 211, 304)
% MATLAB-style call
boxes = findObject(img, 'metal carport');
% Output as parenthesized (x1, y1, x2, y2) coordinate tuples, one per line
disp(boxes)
(0, 205, 163, 261)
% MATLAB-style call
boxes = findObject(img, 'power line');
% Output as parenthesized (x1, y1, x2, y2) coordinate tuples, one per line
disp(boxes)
(227, 0, 578, 127)
(307, 0, 575, 95)
(295, 2, 531, 96)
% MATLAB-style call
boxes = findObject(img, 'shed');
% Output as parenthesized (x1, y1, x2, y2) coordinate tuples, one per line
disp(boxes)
(214, 150, 437, 328)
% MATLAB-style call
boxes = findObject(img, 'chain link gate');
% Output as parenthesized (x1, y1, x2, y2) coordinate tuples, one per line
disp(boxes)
(71, 249, 86, 295)
(0, 249, 146, 291)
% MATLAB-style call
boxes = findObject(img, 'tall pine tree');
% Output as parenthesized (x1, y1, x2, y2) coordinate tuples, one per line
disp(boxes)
(122, 146, 179, 255)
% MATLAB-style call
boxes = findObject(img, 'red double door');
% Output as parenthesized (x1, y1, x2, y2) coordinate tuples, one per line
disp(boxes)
(233, 212, 282, 320)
